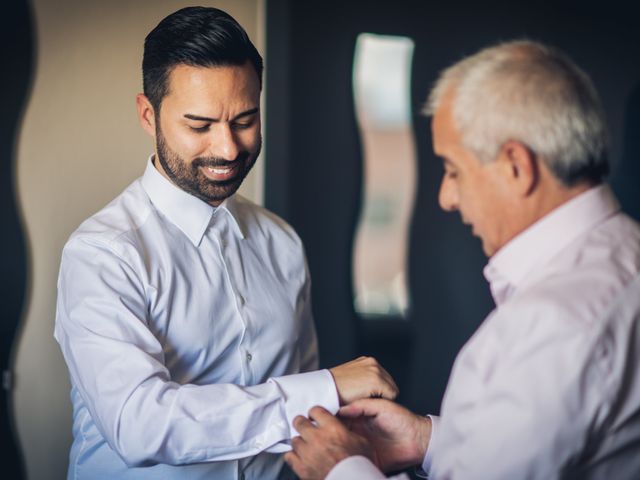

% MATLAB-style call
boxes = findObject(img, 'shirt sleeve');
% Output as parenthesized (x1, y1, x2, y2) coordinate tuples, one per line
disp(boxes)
(296, 255, 320, 373)
(327, 456, 410, 480)
(54, 237, 339, 467)
(417, 415, 439, 478)
(431, 300, 613, 479)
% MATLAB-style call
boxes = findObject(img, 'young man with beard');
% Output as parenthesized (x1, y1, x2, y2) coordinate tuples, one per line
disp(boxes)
(54, 7, 397, 480)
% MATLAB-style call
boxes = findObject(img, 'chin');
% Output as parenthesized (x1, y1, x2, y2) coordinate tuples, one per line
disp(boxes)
(480, 240, 494, 257)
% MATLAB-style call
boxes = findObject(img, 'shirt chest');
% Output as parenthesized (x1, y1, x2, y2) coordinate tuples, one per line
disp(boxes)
(138, 224, 303, 385)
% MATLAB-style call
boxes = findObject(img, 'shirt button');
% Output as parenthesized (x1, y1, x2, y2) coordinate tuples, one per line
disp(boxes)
(237, 294, 245, 306)
(246, 352, 253, 362)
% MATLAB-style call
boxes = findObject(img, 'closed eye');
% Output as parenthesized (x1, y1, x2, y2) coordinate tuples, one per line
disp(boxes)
(189, 124, 210, 133)
(232, 121, 254, 130)
(442, 158, 458, 179)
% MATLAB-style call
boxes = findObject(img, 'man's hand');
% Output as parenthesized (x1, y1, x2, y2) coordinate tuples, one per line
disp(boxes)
(285, 406, 374, 480)
(329, 356, 398, 405)
(339, 398, 432, 472)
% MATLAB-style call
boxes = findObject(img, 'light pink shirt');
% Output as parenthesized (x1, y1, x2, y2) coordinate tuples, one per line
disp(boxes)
(329, 185, 640, 479)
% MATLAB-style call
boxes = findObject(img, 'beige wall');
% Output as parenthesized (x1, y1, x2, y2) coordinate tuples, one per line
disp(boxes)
(13, 1, 264, 478)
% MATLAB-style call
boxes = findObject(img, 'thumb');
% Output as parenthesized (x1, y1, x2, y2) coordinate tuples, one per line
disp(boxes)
(339, 398, 388, 418)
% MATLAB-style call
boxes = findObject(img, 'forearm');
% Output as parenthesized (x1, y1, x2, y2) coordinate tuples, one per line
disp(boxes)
(65, 356, 338, 466)
(111, 371, 338, 465)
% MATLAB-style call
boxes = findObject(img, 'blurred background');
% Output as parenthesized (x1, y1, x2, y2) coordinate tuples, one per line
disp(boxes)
(2, 0, 639, 478)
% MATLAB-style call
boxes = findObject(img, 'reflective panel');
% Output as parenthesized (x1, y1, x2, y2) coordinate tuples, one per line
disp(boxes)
(352, 33, 416, 318)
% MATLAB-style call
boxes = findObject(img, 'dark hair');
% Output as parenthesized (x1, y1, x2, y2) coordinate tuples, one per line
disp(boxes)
(142, 6, 263, 111)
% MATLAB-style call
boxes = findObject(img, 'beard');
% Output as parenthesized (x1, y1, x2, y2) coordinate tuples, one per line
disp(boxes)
(155, 124, 260, 205)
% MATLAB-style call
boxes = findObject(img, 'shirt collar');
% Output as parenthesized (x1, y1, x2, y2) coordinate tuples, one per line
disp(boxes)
(483, 185, 620, 304)
(140, 155, 246, 246)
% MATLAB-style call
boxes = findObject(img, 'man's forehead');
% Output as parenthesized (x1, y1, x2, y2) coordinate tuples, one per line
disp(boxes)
(431, 108, 449, 154)
(431, 93, 463, 152)
(160, 63, 260, 113)
(166, 63, 258, 92)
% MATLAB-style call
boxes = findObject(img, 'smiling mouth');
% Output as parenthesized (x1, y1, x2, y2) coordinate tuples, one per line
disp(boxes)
(200, 164, 240, 181)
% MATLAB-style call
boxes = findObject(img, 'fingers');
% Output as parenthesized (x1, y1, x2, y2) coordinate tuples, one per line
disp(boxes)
(291, 434, 306, 451)
(293, 414, 316, 436)
(376, 365, 399, 400)
(284, 450, 308, 479)
(339, 398, 389, 418)
(329, 356, 399, 405)
(338, 398, 386, 418)
(362, 356, 399, 400)
(283, 450, 297, 467)
(338, 403, 367, 418)
(288, 409, 375, 479)
(287, 434, 318, 479)
(293, 407, 346, 438)
(308, 406, 338, 426)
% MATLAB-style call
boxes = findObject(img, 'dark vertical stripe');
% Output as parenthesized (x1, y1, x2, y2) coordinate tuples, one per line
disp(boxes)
(264, 0, 292, 221)
(0, 0, 33, 477)
(612, 83, 640, 221)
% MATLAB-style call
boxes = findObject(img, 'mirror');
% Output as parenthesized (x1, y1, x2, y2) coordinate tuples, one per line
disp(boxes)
(352, 33, 417, 318)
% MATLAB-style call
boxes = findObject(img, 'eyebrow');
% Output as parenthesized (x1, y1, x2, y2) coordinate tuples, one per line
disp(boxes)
(183, 107, 259, 123)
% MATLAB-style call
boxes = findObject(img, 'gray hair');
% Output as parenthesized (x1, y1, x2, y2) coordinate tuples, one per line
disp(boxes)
(424, 40, 609, 186)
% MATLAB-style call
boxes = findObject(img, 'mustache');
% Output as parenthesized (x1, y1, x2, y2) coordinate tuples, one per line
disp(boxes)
(192, 152, 250, 168)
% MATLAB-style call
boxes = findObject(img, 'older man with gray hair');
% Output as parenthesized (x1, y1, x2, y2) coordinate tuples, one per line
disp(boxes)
(284, 40, 640, 479)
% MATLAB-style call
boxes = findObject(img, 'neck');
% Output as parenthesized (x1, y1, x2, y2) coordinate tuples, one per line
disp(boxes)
(533, 178, 595, 224)
(503, 176, 596, 254)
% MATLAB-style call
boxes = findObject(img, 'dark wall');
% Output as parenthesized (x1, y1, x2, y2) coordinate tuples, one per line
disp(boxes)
(265, 0, 640, 417)
(613, 83, 640, 221)
(1, 0, 33, 478)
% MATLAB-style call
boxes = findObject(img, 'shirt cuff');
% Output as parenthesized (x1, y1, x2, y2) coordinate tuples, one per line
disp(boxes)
(327, 455, 387, 480)
(269, 369, 340, 437)
(417, 415, 439, 478)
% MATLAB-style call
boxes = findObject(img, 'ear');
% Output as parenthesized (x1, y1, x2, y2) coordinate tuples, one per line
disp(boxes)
(136, 93, 157, 138)
(497, 140, 538, 196)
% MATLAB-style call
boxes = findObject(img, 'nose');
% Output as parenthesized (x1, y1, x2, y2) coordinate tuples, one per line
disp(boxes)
(438, 175, 459, 212)
(210, 124, 240, 161)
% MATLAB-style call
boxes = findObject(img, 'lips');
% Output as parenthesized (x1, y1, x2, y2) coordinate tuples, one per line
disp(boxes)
(200, 163, 241, 181)
(460, 217, 477, 235)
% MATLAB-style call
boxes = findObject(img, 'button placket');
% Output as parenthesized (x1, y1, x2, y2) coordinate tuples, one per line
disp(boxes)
(236, 293, 245, 307)
(213, 213, 255, 385)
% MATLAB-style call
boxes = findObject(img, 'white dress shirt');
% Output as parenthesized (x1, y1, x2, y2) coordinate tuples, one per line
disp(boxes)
(54, 157, 339, 479)
(329, 185, 640, 479)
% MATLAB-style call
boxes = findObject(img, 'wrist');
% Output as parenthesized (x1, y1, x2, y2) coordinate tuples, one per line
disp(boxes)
(414, 415, 432, 463)
(328, 367, 347, 405)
